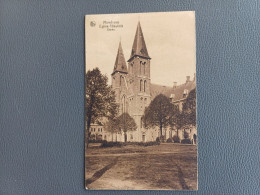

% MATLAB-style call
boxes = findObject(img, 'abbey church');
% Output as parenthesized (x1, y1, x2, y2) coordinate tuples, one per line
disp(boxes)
(89, 22, 196, 143)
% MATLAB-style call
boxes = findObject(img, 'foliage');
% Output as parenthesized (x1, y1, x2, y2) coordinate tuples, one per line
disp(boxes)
(156, 137, 160, 143)
(184, 130, 190, 139)
(181, 139, 192, 144)
(143, 142, 160, 146)
(125, 141, 160, 147)
(85, 68, 118, 147)
(166, 138, 173, 143)
(182, 88, 196, 127)
(172, 135, 180, 143)
(101, 141, 159, 148)
(104, 118, 119, 135)
(104, 113, 137, 142)
(89, 139, 107, 143)
(101, 142, 123, 148)
(160, 135, 165, 143)
(116, 113, 137, 133)
(143, 94, 173, 136)
(89, 134, 96, 140)
(169, 104, 181, 129)
(117, 113, 137, 142)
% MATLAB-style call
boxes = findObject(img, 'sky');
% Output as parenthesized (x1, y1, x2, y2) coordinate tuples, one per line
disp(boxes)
(85, 11, 196, 86)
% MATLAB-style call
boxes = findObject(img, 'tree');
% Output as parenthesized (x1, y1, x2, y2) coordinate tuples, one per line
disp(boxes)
(143, 94, 173, 137)
(169, 88, 196, 138)
(104, 118, 119, 142)
(182, 88, 196, 127)
(116, 113, 137, 142)
(169, 104, 182, 138)
(85, 68, 118, 147)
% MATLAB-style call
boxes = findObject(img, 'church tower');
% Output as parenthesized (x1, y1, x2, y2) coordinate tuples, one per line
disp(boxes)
(127, 22, 152, 141)
(111, 41, 128, 115)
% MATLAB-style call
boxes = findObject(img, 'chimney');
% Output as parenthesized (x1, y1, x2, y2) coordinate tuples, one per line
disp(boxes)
(173, 82, 177, 88)
(186, 76, 190, 83)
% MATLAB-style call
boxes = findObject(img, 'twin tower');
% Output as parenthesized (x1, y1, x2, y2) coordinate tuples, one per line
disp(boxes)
(111, 22, 152, 141)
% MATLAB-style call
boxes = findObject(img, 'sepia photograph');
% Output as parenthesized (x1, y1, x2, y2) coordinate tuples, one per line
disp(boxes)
(85, 11, 197, 190)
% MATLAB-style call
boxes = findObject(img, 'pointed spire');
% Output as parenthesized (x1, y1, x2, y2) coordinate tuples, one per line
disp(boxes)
(112, 41, 128, 74)
(128, 21, 150, 62)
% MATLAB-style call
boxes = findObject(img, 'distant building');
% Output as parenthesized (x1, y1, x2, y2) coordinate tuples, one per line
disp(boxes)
(89, 22, 196, 143)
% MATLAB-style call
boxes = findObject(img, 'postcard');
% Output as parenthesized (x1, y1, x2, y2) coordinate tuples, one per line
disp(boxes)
(85, 11, 197, 190)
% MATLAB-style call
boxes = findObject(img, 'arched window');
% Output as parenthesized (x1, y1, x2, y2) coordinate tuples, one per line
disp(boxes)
(144, 80, 146, 92)
(143, 62, 146, 74)
(122, 95, 126, 113)
(131, 63, 134, 74)
(140, 61, 142, 74)
(120, 76, 122, 86)
(140, 80, 143, 91)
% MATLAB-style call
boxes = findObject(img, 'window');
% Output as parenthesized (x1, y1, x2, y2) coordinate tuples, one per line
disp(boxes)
(130, 134, 133, 139)
(101, 128, 102, 132)
(94, 128, 95, 132)
(144, 80, 146, 92)
(140, 61, 142, 74)
(143, 62, 146, 74)
(183, 89, 189, 98)
(170, 94, 175, 99)
(98, 128, 100, 132)
(140, 80, 143, 91)
(122, 95, 126, 113)
(120, 76, 122, 86)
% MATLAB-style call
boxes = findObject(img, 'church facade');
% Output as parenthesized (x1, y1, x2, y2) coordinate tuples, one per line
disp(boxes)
(89, 22, 196, 143)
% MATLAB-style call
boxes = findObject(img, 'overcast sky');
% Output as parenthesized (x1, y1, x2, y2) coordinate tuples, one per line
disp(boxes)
(85, 11, 196, 86)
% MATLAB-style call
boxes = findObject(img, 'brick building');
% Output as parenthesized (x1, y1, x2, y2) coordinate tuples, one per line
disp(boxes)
(89, 22, 196, 143)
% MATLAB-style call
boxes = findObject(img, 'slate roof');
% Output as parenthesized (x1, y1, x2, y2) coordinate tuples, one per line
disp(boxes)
(150, 78, 196, 102)
(164, 79, 196, 102)
(150, 83, 172, 100)
(128, 22, 151, 62)
(112, 41, 128, 75)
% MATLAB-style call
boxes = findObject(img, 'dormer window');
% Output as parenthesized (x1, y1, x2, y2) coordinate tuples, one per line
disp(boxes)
(170, 94, 175, 99)
(183, 89, 189, 98)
